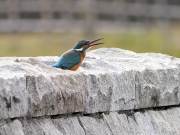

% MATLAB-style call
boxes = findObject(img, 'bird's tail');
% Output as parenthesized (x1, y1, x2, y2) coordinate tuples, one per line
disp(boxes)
(52, 63, 60, 68)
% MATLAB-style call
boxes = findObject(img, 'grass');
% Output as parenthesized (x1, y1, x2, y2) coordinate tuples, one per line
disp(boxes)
(0, 26, 180, 57)
(0, 33, 78, 56)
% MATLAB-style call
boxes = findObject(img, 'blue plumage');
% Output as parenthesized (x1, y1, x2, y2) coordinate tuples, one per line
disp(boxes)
(52, 49, 81, 69)
(52, 38, 104, 71)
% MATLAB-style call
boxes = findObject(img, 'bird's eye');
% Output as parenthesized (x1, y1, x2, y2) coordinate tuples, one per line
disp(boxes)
(86, 41, 90, 44)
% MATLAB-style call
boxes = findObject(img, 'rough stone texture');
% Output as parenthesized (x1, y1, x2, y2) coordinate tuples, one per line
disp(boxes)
(1, 48, 180, 134)
(0, 48, 180, 119)
(79, 116, 112, 135)
(103, 112, 131, 135)
(82, 48, 180, 113)
(0, 107, 180, 135)
(0, 120, 24, 135)
(0, 58, 86, 119)
(52, 117, 85, 135)
(20, 118, 63, 135)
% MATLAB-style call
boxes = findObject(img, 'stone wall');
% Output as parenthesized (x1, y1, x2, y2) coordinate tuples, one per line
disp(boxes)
(0, 48, 180, 135)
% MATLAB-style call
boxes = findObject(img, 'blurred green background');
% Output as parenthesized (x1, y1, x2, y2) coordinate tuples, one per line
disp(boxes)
(0, 0, 180, 57)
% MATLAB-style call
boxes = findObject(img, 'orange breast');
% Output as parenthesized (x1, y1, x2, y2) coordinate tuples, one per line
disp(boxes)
(69, 52, 86, 71)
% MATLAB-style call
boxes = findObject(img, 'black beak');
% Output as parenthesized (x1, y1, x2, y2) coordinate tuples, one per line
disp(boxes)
(88, 38, 104, 46)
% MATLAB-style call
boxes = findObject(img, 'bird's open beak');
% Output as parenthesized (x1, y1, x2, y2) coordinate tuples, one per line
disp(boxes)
(88, 38, 104, 46)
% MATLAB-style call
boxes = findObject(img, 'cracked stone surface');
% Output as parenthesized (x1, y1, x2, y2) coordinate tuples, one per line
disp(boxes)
(0, 48, 180, 119)
(1, 107, 180, 135)
(83, 48, 180, 113)
(1, 48, 180, 134)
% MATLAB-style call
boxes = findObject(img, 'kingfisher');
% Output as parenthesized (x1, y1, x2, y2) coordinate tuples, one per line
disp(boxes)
(52, 38, 104, 71)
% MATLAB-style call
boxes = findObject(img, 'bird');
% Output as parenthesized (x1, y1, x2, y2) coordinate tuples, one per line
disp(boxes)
(52, 38, 104, 71)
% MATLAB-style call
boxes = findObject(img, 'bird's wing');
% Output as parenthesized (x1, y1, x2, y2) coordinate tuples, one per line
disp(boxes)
(55, 50, 81, 69)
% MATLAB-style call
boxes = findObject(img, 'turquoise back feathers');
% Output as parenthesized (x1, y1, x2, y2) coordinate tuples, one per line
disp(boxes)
(52, 38, 104, 71)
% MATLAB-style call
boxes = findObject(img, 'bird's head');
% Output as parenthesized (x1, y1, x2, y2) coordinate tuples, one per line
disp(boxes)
(74, 38, 104, 52)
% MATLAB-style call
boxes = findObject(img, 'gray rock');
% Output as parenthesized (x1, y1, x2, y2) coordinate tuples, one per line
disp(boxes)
(0, 120, 24, 135)
(103, 112, 131, 135)
(1, 107, 180, 134)
(147, 110, 177, 135)
(78, 115, 112, 135)
(133, 112, 155, 135)
(82, 48, 180, 113)
(52, 117, 85, 135)
(0, 48, 180, 119)
(0, 58, 85, 119)
(159, 109, 180, 135)
(0, 60, 29, 119)
(128, 115, 142, 135)
(165, 108, 180, 132)
(20, 118, 63, 135)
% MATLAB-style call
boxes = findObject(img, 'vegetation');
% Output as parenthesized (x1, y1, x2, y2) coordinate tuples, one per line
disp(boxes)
(0, 27, 180, 57)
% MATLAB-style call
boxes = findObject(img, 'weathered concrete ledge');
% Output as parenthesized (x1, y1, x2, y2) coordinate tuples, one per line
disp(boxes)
(0, 48, 180, 134)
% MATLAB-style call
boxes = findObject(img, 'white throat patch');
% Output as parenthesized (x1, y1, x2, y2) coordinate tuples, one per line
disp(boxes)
(74, 48, 83, 51)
